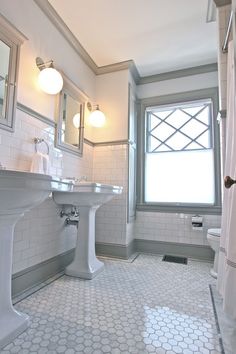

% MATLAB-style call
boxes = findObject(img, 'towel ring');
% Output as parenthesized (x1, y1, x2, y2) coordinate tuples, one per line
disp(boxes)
(33, 138, 49, 155)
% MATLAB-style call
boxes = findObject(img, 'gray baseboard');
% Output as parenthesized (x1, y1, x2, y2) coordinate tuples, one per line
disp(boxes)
(12, 249, 75, 297)
(95, 240, 135, 260)
(135, 239, 214, 261)
(12, 240, 213, 298)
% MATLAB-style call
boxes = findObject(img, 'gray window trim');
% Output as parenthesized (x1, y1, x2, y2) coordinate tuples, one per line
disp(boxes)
(137, 87, 222, 214)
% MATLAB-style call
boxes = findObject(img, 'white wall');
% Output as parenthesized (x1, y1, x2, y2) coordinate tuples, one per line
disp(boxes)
(137, 71, 218, 99)
(91, 70, 129, 142)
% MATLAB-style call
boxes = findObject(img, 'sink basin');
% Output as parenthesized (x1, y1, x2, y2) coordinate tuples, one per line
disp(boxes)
(0, 170, 73, 350)
(53, 182, 122, 206)
(53, 182, 122, 279)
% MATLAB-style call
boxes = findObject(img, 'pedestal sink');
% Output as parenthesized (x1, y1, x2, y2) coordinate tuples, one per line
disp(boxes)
(0, 170, 73, 350)
(53, 182, 122, 279)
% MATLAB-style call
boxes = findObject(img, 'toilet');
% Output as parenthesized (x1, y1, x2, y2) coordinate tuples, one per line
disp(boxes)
(207, 228, 221, 278)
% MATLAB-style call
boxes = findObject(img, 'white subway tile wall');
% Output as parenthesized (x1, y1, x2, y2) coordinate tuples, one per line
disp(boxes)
(135, 212, 221, 246)
(0, 109, 93, 274)
(92, 144, 131, 246)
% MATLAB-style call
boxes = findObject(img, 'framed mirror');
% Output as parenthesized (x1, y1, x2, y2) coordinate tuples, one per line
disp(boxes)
(55, 76, 86, 156)
(0, 14, 26, 132)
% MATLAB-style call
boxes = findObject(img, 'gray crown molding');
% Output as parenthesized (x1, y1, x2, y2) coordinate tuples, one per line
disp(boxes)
(97, 60, 140, 82)
(33, 0, 97, 73)
(213, 0, 231, 6)
(33, 0, 141, 81)
(33, 0, 218, 85)
(0, 12, 28, 44)
(139, 63, 218, 85)
(17, 102, 56, 127)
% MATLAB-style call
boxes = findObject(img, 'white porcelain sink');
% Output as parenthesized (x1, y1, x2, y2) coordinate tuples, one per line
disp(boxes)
(0, 170, 73, 350)
(53, 182, 122, 206)
(53, 182, 122, 279)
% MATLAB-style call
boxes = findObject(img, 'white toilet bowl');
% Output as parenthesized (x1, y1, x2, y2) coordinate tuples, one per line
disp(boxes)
(207, 228, 221, 278)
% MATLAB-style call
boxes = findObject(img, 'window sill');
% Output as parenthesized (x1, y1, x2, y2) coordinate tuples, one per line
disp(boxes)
(136, 203, 222, 215)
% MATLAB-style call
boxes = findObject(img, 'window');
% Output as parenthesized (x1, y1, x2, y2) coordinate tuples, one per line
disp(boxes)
(137, 88, 221, 214)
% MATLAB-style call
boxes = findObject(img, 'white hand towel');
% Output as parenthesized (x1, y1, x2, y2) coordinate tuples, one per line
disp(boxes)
(30, 152, 49, 175)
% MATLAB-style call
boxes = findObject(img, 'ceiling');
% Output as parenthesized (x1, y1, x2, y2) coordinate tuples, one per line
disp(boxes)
(48, 0, 218, 77)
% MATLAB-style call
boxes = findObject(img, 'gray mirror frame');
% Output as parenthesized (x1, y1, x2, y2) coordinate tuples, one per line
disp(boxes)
(55, 75, 87, 157)
(0, 14, 27, 132)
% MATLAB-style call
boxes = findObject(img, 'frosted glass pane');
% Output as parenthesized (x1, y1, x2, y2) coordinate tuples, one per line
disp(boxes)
(197, 131, 210, 148)
(166, 132, 191, 150)
(145, 150, 215, 204)
(165, 109, 190, 128)
(149, 136, 161, 151)
(152, 110, 173, 119)
(152, 122, 175, 141)
(196, 107, 209, 125)
(183, 106, 204, 116)
(181, 119, 207, 139)
(150, 114, 161, 130)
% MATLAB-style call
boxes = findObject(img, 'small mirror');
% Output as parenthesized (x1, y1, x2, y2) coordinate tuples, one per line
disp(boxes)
(55, 76, 86, 156)
(0, 14, 26, 132)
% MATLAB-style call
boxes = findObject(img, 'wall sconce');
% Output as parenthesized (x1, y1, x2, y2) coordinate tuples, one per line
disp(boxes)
(87, 103, 106, 127)
(36, 57, 63, 95)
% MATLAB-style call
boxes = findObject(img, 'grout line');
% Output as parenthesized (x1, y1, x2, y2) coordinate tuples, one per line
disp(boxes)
(209, 284, 226, 354)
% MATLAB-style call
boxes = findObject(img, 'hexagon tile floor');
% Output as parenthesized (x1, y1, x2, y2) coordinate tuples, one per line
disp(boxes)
(1, 254, 223, 354)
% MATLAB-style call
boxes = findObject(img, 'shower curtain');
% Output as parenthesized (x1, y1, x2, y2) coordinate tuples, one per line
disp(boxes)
(217, 40, 236, 319)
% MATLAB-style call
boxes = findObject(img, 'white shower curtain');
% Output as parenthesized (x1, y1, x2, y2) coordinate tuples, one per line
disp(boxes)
(217, 40, 236, 319)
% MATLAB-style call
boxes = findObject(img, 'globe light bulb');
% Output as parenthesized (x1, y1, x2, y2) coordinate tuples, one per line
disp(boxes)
(89, 107, 106, 127)
(38, 67, 63, 95)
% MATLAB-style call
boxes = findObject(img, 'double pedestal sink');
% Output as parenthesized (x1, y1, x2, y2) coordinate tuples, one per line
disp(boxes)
(0, 170, 122, 349)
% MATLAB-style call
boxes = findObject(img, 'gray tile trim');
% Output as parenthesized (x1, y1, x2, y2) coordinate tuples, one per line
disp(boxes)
(135, 239, 215, 261)
(92, 139, 129, 147)
(12, 249, 75, 297)
(138, 63, 218, 85)
(17, 102, 56, 127)
(84, 138, 94, 147)
(209, 285, 226, 354)
(95, 241, 135, 260)
(84, 139, 129, 147)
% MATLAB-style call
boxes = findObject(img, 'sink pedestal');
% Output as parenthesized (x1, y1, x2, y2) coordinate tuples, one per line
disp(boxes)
(65, 206, 104, 279)
(0, 170, 73, 350)
(0, 214, 29, 349)
(53, 182, 123, 280)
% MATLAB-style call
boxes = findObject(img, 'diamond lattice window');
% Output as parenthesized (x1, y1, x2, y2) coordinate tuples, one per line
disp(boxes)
(146, 101, 212, 153)
(144, 99, 216, 205)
